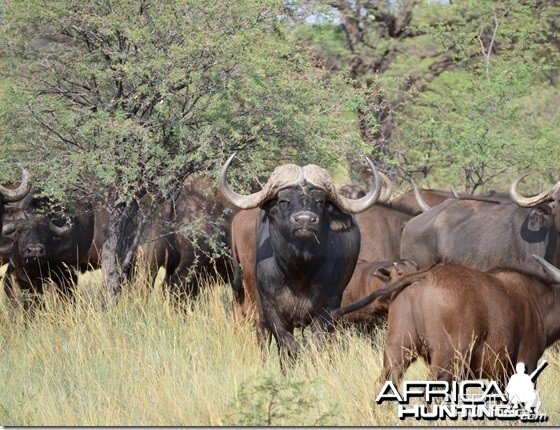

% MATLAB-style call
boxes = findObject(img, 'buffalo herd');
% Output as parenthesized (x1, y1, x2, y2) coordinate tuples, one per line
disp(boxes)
(1, 158, 560, 385)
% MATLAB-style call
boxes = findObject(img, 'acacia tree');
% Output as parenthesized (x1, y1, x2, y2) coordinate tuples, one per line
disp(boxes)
(295, 0, 560, 189)
(0, 0, 361, 301)
(296, 0, 465, 159)
(395, 0, 560, 192)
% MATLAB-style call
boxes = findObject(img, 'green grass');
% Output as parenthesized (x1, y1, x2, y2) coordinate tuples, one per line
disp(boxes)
(1, 268, 559, 426)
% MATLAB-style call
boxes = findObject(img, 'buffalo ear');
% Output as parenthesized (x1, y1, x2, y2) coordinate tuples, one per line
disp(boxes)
(398, 259, 418, 274)
(373, 266, 391, 282)
(328, 203, 355, 231)
(528, 204, 553, 231)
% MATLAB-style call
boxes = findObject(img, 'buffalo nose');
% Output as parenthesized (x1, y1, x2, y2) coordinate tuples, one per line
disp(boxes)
(290, 211, 318, 227)
(25, 244, 45, 257)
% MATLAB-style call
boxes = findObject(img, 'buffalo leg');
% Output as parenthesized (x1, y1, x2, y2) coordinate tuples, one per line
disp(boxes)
(255, 301, 272, 355)
(50, 268, 77, 303)
(254, 295, 271, 361)
(270, 319, 297, 361)
(311, 311, 335, 349)
(428, 348, 455, 383)
(382, 324, 420, 384)
(382, 343, 416, 384)
(265, 311, 297, 369)
(274, 327, 297, 372)
(256, 320, 272, 354)
(382, 310, 419, 383)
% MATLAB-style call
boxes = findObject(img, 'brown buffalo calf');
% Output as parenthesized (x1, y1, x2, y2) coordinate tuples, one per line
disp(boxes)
(341, 259, 418, 325)
(333, 256, 560, 385)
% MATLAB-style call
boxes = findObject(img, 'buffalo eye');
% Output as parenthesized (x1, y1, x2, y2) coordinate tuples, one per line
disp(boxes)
(315, 199, 326, 208)
(279, 199, 291, 210)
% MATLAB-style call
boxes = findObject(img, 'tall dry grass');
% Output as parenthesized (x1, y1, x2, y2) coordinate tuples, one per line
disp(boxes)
(0, 268, 559, 426)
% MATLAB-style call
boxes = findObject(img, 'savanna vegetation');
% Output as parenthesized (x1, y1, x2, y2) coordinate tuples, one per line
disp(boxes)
(2, 272, 560, 426)
(0, 0, 560, 426)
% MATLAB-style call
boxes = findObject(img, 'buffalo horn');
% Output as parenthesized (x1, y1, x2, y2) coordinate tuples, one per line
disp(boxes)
(533, 254, 560, 283)
(49, 219, 73, 236)
(410, 178, 431, 213)
(0, 168, 32, 202)
(330, 158, 381, 214)
(450, 187, 460, 199)
(379, 172, 394, 202)
(510, 174, 555, 207)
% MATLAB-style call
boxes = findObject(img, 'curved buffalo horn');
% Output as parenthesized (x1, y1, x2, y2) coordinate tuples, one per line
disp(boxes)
(510, 174, 554, 207)
(332, 158, 381, 214)
(220, 153, 382, 213)
(410, 178, 431, 213)
(49, 219, 73, 236)
(533, 254, 560, 283)
(219, 152, 274, 209)
(379, 172, 394, 202)
(449, 187, 460, 199)
(0, 168, 32, 202)
(1, 221, 17, 236)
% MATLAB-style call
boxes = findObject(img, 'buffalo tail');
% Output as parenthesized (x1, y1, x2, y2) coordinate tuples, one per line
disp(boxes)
(331, 269, 431, 319)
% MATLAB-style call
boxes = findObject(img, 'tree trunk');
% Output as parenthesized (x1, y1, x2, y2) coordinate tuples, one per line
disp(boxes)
(101, 200, 140, 307)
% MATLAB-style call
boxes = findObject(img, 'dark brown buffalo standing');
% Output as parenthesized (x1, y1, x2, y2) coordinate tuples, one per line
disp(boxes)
(1, 199, 94, 305)
(334, 256, 560, 384)
(221, 154, 381, 361)
(230, 185, 454, 323)
(230, 207, 260, 322)
(139, 176, 236, 296)
(401, 175, 560, 280)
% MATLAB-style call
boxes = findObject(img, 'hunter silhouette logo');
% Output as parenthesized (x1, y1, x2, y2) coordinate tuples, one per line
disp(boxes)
(376, 360, 549, 422)
(506, 361, 546, 415)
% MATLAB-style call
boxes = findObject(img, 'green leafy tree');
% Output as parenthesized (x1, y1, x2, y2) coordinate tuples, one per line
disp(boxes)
(296, 0, 560, 190)
(394, 0, 560, 192)
(295, 0, 470, 159)
(0, 0, 363, 300)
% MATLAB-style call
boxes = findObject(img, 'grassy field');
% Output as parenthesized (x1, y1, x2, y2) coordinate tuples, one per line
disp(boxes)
(1, 268, 560, 426)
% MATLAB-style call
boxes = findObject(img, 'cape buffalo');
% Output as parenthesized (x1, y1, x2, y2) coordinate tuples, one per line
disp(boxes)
(229, 182, 455, 324)
(139, 176, 236, 296)
(353, 186, 456, 263)
(220, 153, 381, 361)
(229, 174, 394, 324)
(334, 256, 560, 385)
(401, 175, 560, 279)
(1, 204, 94, 306)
